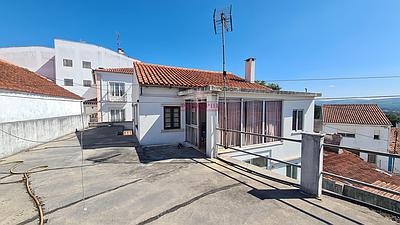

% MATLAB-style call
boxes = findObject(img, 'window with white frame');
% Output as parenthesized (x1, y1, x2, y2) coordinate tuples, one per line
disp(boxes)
(164, 106, 181, 129)
(82, 61, 91, 69)
(109, 82, 125, 97)
(63, 59, 73, 67)
(292, 109, 304, 131)
(110, 109, 125, 122)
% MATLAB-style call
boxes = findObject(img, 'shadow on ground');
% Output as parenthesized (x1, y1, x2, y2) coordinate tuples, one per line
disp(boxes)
(76, 126, 138, 149)
(137, 145, 205, 164)
(248, 188, 311, 200)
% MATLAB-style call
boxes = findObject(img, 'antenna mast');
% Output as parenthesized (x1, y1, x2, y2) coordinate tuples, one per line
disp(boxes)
(116, 32, 120, 51)
(213, 5, 233, 148)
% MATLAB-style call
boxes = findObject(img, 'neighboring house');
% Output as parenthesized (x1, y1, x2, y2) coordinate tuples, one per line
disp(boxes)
(0, 39, 139, 100)
(324, 149, 400, 211)
(93, 58, 320, 179)
(0, 60, 88, 157)
(322, 104, 392, 171)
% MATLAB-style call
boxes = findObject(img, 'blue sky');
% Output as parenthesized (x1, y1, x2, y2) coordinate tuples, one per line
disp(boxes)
(1, 0, 400, 97)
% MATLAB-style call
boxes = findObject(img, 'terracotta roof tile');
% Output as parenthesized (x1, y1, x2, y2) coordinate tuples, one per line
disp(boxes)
(0, 60, 81, 100)
(322, 104, 392, 126)
(324, 149, 400, 201)
(95, 62, 271, 91)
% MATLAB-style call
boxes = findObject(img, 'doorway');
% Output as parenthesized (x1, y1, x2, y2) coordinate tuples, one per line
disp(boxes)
(185, 99, 207, 153)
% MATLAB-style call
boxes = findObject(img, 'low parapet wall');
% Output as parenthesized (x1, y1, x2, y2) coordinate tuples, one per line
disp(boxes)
(0, 114, 89, 158)
(323, 178, 400, 213)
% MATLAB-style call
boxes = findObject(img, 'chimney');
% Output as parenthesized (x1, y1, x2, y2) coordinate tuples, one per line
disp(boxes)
(117, 48, 125, 55)
(245, 58, 255, 83)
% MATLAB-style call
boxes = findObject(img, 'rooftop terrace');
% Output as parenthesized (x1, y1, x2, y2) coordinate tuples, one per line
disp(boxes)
(0, 126, 397, 224)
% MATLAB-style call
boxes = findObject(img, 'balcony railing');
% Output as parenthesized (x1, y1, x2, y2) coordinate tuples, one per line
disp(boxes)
(108, 94, 127, 102)
(216, 128, 400, 215)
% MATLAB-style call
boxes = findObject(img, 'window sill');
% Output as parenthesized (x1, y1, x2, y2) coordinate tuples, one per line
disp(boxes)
(161, 128, 184, 133)
(291, 131, 303, 136)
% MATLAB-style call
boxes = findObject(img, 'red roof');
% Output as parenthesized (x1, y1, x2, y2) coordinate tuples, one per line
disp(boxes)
(390, 128, 400, 154)
(0, 60, 81, 100)
(324, 150, 400, 201)
(95, 62, 271, 91)
(322, 104, 392, 126)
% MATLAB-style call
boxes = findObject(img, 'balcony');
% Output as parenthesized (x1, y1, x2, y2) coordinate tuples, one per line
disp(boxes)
(108, 94, 127, 102)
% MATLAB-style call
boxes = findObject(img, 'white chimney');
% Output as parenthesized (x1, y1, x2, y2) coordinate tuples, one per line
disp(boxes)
(245, 58, 255, 83)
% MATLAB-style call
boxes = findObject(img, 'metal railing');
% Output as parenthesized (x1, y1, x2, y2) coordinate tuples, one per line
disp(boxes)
(217, 128, 400, 197)
(216, 144, 301, 168)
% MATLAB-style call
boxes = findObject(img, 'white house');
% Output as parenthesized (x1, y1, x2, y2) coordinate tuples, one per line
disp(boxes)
(0, 39, 139, 99)
(93, 59, 320, 179)
(0, 60, 88, 157)
(322, 104, 392, 171)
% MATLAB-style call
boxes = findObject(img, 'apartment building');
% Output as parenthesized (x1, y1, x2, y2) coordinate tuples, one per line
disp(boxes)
(0, 39, 139, 99)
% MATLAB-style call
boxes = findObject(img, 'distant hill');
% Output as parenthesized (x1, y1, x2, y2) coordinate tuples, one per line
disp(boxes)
(316, 97, 400, 112)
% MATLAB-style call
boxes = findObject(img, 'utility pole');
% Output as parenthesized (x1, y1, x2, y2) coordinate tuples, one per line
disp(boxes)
(213, 5, 233, 148)
(392, 129, 398, 174)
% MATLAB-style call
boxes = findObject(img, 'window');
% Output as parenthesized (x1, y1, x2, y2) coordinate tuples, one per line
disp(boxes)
(292, 109, 304, 131)
(244, 101, 263, 145)
(243, 157, 268, 168)
(63, 59, 73, 67)
(64, 78, 73, 86)
(286, 165, 298, 179)
(218, 100, 241, 146)
(265, 101, 282, 142)
(368, 154, 377, 164)
(338, 133, 355, 138)
(82, 61, 91, 69)
(83, 80, 92, 87)
(109, 82, 125, 96)
(164, 106, 181, 129)
(110, 109, 125, 122)
(374, 130, 380, 140)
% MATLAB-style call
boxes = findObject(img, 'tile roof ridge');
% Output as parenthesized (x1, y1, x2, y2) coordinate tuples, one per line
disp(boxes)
(135, 61, 233, 75)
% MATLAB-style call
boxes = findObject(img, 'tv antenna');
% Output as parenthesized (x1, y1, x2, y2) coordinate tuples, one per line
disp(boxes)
(213, 5, 233, 148)
(116, 32, 120, 50)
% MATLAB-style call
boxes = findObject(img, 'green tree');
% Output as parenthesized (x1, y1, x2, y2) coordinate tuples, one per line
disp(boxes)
(386, 113, 400, 126)
(255, 80, 282, 91)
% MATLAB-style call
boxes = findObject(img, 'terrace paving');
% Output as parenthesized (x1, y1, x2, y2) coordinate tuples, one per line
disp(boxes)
(0, 126, 396, 225)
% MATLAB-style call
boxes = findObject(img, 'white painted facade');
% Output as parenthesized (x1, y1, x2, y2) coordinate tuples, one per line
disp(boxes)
(0, 46, 56, 81)
(54, 39, 139, 99)
(0, 39, 139, 99)
(323, 123, 391, 171)
(0, 90, 82, 123)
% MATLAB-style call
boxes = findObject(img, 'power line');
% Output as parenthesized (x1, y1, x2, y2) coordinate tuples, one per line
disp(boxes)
(317, 95, 400, 101)
(268, 75, 400, 83)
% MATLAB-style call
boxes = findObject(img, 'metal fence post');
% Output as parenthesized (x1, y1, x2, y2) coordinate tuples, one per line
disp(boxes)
(301, 132, 324, 197)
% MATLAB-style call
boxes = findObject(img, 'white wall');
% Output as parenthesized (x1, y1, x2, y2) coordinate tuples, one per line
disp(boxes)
(97, 71, 139, 124)
(54, 39, 138, 99)
(0, 46, 56, 81)
(138, 87, 185, 146)
(323, 123, 391, 170)
(0, 90, 82, 123)
(0, 90, 87, 157)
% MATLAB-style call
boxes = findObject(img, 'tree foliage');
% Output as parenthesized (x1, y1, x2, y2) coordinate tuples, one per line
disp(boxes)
(386, 112, 400, 126)
(255, 80, 282, 90)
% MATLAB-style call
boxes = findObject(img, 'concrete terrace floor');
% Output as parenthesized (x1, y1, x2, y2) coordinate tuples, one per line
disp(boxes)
(0, 126, 397, 225)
